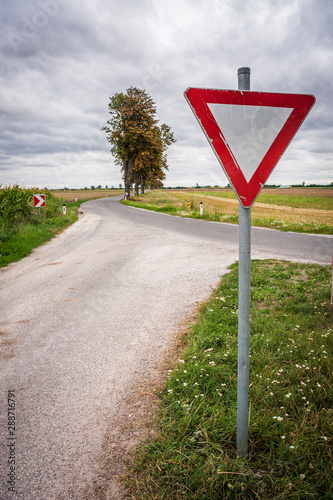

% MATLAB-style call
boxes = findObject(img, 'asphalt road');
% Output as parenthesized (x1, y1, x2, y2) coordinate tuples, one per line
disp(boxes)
(0, 196, 332, 499)
(90, 196, 333, 265)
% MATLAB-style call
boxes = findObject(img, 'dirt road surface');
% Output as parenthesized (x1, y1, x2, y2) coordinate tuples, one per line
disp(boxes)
(1, 197, 332, 499)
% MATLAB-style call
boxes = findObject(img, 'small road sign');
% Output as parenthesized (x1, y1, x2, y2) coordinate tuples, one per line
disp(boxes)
(33, 194, 46, 207)
(184, 88, 315, 207)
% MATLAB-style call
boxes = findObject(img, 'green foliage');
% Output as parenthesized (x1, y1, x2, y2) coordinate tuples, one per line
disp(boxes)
(127, 261, 333, 499)
(0, 184, 64, 224)
(102, 87, 175, 196)
(0, 184, 34, 223)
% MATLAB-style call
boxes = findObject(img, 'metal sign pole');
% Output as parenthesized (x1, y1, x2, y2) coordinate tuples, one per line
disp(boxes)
(236, 67, 251, 457)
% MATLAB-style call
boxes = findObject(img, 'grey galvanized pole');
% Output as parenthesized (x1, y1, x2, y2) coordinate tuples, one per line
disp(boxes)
(236, 67, 251, 457)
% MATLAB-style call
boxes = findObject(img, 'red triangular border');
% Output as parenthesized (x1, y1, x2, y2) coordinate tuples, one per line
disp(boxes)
(184, 88, 315, 207)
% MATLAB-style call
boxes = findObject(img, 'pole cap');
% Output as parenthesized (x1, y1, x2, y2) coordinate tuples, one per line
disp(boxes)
(238, 67, 251, 76)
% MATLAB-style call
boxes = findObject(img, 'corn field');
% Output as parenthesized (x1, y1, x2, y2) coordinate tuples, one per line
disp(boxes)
(0, 185, 64, 225)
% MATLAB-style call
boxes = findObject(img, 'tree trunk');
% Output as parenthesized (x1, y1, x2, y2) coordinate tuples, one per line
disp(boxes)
(134, 171, 139, 197)
(123, 158, 133, 199)
(141, 175, 146, 194)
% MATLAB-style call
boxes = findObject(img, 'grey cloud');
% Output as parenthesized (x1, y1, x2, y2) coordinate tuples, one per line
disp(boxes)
(0, 0, 332, 188)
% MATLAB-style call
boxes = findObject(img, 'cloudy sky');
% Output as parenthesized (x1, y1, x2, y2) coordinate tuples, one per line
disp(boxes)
(1, 0, 332, 189)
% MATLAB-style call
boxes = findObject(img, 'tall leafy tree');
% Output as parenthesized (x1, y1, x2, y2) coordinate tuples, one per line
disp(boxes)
(102, 87, 175, 198)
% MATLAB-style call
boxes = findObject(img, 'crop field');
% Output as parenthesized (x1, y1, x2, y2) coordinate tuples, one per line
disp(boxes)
(52, 189, 121, 203)
(124, 187, 333, 234)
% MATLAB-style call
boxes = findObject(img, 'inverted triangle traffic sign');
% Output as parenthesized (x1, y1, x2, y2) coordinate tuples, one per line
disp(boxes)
(184, 88, 315, 207)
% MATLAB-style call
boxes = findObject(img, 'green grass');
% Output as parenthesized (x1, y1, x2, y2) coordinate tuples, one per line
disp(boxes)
(121, 199, 179, 214)
(126, 260, 333, 499)
(0, 212, 77, 267)
(249, 216, 332, 234)
(257, 194, 332, 210)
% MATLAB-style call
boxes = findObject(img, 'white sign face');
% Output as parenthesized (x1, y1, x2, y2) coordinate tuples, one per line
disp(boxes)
(207, 103, 293, 183)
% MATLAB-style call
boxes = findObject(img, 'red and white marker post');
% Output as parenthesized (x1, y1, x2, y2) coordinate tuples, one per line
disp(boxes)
(33, 194, 46, 217)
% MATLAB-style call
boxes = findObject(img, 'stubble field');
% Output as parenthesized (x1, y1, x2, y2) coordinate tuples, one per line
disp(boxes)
(52, 189, 121, 203)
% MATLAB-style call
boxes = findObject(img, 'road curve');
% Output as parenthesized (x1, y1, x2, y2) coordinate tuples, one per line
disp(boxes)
(91, 196, 332, 265)
(0, 197, 331, 500)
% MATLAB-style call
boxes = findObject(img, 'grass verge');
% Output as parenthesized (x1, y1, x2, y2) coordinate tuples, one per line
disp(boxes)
(0, 192, 78, 268)
(0, 211, 78, 267)
(126, 260, 333, 499)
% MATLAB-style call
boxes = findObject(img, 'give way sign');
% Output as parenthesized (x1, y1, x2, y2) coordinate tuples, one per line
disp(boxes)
(184, 88, 315, 207)
(33, 194, 46, 207)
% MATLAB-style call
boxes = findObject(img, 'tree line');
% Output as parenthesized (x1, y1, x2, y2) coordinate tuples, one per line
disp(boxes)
(102, 87, 176, 198)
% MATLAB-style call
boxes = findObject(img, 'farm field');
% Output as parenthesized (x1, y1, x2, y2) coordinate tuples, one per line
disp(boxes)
(52, 189, 121, 203)
(124, 187, 333, 234)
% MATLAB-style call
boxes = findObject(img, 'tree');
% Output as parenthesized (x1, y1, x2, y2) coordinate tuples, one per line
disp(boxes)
(102, 87, 175, 198)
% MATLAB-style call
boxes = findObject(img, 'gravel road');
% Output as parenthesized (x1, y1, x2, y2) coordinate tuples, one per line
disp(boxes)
(0, 197, 332, 499)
